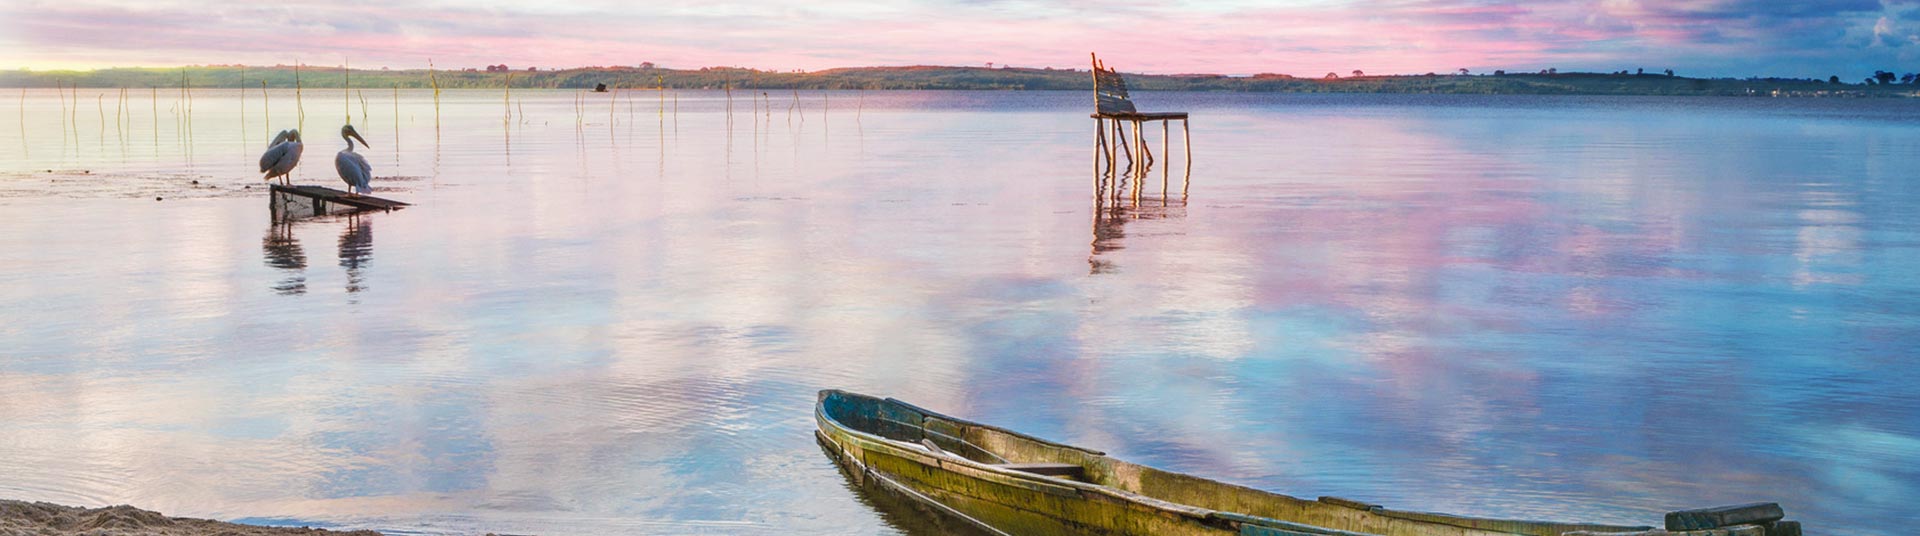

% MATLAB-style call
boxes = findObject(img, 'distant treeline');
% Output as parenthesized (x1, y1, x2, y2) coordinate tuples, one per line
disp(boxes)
(3, 65, 1916, 96)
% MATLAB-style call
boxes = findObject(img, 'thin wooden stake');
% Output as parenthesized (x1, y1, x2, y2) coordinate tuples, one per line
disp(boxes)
(19, 88, 28, 159)
(295, 61, 306, 134)
(56, 80, 67, 145)
(428, 59, 441, 129)
(239, 65, 247, 139)
(183, 69, 195, 160)
(344, 57, 352, 125)
(71, 81, 80, 146)
(393, 83, 400, 158)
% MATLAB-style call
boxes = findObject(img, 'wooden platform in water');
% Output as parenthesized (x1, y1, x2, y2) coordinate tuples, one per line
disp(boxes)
(269, 184, 409, 220)
(271, 184, 409, 210)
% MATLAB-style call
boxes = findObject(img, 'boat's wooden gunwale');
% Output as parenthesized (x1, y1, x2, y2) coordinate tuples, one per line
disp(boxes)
(881, 397, 1106, 456)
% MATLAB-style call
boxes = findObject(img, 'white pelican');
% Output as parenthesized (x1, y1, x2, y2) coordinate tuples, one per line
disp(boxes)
(259, 129, 302, 185)
(334, 124, 373, 196)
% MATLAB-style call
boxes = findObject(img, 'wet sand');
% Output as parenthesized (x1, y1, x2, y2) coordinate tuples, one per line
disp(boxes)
(0, 500, 382, 536)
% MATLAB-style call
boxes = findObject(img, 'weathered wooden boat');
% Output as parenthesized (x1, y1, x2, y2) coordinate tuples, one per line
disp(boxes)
(815, 390, 1800, 536)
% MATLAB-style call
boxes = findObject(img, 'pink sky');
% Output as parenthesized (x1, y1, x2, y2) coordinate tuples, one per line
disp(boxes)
(3, 0, 1918, 78)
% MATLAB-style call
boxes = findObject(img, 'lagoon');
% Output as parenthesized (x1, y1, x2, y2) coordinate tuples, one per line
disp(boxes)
(1, 89, 1917, 535)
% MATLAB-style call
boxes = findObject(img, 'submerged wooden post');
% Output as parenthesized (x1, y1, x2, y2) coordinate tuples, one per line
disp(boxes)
(1093, 118, 1104, 179)
(1182, 118, 1191, 167)
(1106, 119, 1116, 171)
(1162, 120, 1169, 182)
(1121, 121, 1136, 177)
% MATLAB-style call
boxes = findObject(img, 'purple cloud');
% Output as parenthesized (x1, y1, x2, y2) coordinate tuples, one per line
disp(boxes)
(1, 0, 1915, 78)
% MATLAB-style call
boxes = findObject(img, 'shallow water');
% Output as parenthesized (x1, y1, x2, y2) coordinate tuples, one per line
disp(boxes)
(1, 88, 1917, 535)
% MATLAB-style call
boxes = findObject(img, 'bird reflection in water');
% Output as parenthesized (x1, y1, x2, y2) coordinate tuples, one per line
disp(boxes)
(337, 214, 373, 294)
(261, 223, 307, 295)
(1090, 128, 1189, 274)
(261, 213, 376, 297)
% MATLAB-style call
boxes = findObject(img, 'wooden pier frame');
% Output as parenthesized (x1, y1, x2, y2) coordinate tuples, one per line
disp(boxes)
(1090, 53, 1189, 178)
(269, 184, 409, 221)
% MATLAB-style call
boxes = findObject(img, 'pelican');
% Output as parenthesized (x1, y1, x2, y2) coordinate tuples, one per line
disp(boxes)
(259, 129, 303, 185)
(335, 124, 373, 196)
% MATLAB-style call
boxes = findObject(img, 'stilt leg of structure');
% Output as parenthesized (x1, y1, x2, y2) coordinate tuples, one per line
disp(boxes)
(1094, 118, 1106, 179)
(1182, 119, 1191, 167)
(1121, 120, 1136, 177)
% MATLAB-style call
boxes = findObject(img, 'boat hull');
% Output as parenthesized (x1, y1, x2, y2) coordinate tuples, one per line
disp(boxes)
(816, 424, 1227, 535)
(814, 390, 1768, 536)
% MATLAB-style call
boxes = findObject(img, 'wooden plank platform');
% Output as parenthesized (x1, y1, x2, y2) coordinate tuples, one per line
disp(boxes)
(269, 184, 409, 220)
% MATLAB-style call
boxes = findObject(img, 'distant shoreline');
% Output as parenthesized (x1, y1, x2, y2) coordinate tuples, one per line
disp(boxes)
(5, 66, 1918, 97)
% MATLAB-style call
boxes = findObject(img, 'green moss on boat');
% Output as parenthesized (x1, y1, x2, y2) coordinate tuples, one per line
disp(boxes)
(814, 390, 1793, 536)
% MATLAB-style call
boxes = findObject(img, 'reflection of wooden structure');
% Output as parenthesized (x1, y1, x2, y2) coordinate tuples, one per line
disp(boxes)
(1091, 53, 1189, 177)
(1091, 147, 1187, 274)
(269, 184, 409, 221)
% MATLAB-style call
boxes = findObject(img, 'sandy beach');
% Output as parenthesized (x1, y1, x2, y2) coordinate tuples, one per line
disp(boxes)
(0, 500, 382, 536)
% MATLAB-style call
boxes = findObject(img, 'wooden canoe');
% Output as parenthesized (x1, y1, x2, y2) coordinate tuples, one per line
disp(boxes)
(814, 390, 1796, 536)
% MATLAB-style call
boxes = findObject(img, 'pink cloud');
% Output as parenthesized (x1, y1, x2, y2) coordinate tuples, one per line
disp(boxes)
(0, 0, 1907, 77)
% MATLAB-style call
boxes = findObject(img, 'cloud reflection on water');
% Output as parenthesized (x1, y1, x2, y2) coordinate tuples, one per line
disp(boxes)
(0, 92, 1916, 535)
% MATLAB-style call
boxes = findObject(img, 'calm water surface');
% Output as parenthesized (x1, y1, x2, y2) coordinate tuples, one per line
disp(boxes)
(1, 89, 1917, 535)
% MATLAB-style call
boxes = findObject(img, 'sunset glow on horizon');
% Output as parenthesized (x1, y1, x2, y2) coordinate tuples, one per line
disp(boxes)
(3, 0, 1919, 78)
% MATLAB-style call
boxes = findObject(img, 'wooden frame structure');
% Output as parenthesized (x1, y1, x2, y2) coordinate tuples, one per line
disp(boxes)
(1091, 53, 1189, 177)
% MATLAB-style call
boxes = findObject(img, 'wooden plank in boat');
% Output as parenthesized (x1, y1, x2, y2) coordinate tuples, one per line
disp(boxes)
(1238, 524, 1331, 536)
(994, 463, 1084, 479)
(1564, 525, 1765, 536)
(1316, 496, 1380, 511)
(1665, 503, 1784, 531)
(1375, 507, 1655, 535)
(1209, 512, 1376, 536)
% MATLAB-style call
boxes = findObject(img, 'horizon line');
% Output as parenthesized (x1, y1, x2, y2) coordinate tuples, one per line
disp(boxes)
(5, 62, 1858, 82)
